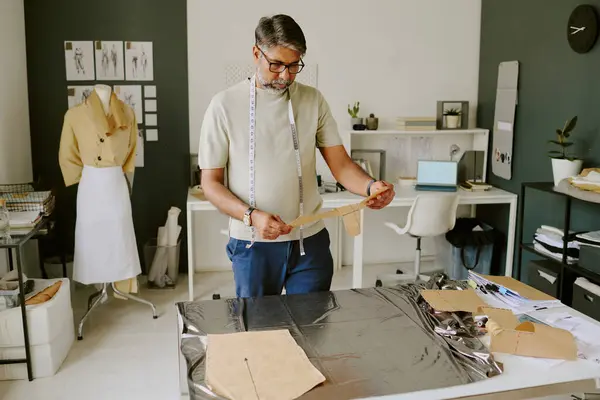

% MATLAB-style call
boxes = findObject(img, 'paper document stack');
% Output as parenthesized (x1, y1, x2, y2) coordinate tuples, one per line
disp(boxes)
(468, 271, 562, 314)
(532, 310, 600, 364)
(5, 211, 42, 235)
(459, 181, 492, 192)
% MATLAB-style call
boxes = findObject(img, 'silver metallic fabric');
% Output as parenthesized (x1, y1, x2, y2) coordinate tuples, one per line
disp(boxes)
(177, 274, 502, 399)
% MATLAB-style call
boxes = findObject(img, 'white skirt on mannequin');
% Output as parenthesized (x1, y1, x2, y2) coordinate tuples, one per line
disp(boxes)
(73, 165, 141, 284)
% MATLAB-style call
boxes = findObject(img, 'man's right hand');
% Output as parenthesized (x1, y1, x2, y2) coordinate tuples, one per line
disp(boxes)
(251, 210, 292, 240)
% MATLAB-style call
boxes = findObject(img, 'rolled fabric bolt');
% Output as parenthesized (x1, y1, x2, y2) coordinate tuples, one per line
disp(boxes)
(149, 226, 168, 286)
(166, 207, 181, 246)
(166, 207, 182, 282)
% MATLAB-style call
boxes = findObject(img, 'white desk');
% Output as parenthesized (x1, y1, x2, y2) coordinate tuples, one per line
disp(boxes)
(186, 186, 518, 301)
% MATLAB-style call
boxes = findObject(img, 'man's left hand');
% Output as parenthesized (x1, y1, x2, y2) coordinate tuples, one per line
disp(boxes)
(366, 181, 395, 210)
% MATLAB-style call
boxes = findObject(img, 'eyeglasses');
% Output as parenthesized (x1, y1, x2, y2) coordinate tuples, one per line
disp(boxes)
(257, 46, 305, 74)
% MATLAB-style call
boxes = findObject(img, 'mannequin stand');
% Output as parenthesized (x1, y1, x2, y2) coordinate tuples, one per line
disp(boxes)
(78, 282, 158, 340)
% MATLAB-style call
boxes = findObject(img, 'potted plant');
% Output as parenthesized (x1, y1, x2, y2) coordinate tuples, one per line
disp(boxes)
(348, 102, 362, 128)
(444, 108, 461, 129)
(548, 115, 583, 186)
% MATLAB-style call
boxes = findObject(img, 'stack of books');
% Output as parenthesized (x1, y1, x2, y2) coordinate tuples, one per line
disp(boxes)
(459, 181, 492, 192)
(396, 117, 437, 131)
(8, 211, 43, 235)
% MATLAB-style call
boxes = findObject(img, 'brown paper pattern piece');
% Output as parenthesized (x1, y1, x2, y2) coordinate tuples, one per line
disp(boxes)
(288, 187, 391, 236)
(206, 330, 326, 400)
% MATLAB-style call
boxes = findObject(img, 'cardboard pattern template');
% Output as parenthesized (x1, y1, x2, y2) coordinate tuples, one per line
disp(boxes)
(289, 187, 391, 236)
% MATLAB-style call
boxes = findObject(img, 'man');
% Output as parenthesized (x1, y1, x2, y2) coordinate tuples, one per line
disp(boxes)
(199, 14, 394, 298)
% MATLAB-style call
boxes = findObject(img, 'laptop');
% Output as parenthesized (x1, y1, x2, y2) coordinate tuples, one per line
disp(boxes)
(415, 160, 458, 192)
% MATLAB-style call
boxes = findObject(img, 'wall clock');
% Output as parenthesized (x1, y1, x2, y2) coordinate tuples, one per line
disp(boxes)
(567, 4, 599, 54)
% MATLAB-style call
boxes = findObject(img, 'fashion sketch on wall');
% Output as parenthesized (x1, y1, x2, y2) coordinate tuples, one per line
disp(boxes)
(95, 41, 125, 80)
(64, 41, 95, 81)
(125, 41, 154, 81)
(67, 86, 95, 109)
(114, 85, 143, 124)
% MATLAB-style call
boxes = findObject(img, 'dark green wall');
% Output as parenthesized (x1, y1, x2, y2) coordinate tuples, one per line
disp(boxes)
(478, 0, 600, 281)
(23, 0, 190, 272)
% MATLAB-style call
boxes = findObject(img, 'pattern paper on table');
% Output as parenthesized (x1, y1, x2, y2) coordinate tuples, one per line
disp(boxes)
(206, 330, 325, 400)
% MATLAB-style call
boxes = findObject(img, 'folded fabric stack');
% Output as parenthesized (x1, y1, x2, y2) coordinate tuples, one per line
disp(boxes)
(569, 168, 600, 193)
(575, 230, 600, 249)
(533, 225, 579, 264)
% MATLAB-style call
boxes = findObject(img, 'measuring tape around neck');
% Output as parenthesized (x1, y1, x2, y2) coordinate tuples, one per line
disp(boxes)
(247, 75, 305, 255)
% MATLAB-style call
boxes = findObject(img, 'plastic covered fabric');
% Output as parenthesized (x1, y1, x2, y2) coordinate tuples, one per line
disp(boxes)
(177, 275, 502, 400)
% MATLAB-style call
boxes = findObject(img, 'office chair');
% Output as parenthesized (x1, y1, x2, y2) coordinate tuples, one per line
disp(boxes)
(375, 193, 459, 287)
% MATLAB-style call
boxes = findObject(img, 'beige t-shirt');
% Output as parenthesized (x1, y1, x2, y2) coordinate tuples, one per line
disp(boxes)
(198, 79, 342, 242)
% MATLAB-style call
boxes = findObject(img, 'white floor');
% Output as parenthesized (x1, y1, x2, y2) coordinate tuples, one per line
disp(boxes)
(0, 263, 583, 400)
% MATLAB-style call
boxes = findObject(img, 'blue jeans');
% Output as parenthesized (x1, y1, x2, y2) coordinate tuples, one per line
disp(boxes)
(226, 228, 334, 298)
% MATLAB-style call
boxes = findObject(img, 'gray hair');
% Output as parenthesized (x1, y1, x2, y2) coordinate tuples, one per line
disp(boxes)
(255, 14, 307, 56)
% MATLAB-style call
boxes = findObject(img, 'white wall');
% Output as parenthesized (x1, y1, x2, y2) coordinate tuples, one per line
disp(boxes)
(187, 0, 482, 271)
(0, 0, 32, 275)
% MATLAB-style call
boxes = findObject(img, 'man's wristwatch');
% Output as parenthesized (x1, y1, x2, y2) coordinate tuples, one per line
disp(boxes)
(366, 179, 376, 196)
(243, 207, 255, 227)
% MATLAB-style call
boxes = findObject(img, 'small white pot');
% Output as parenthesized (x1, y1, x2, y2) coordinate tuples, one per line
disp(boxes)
(351, 117, 363, 127)
(445, 115, 460, 129)
(551, 158, 583, 186)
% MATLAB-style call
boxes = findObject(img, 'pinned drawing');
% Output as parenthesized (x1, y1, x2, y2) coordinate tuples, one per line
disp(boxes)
(289, 187, 391, 236)
(65, 41, 95, 81)
(114, 85, 143, 124)
(125, 41, 154, 81)
(95, 41, 124, 80)
(67, 86, 95, 109)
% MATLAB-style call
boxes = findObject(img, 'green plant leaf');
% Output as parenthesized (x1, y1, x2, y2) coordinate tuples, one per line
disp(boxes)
(563, 116, 578, 134)
(548, 140, 574, 147)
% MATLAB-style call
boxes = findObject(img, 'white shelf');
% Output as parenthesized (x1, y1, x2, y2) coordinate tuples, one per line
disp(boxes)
(349, 128, 488, 136)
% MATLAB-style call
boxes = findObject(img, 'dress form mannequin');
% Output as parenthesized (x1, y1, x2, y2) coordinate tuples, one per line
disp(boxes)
(58, 84, 157, 340)
(93, 84, 112, 115)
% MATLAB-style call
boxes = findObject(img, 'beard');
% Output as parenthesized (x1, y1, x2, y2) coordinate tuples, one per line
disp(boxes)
(256, 70, 293, 94)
